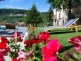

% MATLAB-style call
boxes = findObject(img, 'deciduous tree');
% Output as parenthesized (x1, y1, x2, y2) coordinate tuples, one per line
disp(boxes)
(47, 0, 81, 19)
(47, 6, 53, 26)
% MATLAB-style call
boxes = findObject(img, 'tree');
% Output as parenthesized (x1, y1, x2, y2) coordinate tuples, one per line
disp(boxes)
(25, 4, 43, 26)
(48, 7, 53, 21)
(47, 6, 53, 26)
(47, 0, 81, 19)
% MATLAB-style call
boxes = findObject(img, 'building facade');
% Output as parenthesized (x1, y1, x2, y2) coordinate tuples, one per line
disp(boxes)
(52, 8, 68, 26)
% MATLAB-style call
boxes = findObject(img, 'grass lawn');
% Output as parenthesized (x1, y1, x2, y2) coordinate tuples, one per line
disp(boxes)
(50, 28, 81, 46)
(35, 27, 81, 54)
(35, 28, 81, 46)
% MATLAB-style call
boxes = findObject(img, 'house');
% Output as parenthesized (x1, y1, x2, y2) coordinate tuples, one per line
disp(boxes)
(52, 8, 68, 26)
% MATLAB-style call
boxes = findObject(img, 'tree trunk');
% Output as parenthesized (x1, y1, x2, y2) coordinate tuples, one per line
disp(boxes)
(68, 0, 72, 20)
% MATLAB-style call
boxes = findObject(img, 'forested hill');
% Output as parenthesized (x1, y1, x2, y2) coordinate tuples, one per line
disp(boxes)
(0, 8, 48, 17)
(0, 8, 48, 23)
(0, 8, 48, 15)
(0, 8, 28, 15)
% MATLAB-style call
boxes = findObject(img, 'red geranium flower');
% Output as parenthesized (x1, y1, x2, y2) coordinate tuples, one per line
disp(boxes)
(42, 56, 57, 61)
(42, 39, 62, 61)
(0, 36, 8, 50)
(1, 36, 8, 42)
(24, 38, 40, 48)
(24, 40, 31, 48)
(37, 31, 50, 42)
(2, 47, 10, 56)
(68, 36, 81, 46)
(12, 58, 19, 61)
(30, 38, 40, 44)
(11, 32, 22, 42)
(68, 36, 81, 54)
(0, 51, 4, 61)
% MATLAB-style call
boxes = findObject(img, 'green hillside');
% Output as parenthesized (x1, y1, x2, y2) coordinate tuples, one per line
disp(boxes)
(0, 8, 48, 23)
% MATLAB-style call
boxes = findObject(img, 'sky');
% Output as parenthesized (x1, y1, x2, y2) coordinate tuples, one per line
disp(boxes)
(0, 0, 50, 12)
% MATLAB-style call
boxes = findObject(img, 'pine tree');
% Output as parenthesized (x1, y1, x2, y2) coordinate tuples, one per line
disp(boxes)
(25, 4, 43, 26)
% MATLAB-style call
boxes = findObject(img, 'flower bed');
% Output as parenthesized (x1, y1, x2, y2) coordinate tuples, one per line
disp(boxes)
(0, 31, 81, 61)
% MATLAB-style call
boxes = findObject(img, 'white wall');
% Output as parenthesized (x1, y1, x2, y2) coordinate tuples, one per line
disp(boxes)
(53, 8, 68, 26)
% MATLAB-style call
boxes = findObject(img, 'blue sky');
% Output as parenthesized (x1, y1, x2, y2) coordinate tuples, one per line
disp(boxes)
(0, 0, 50, 12)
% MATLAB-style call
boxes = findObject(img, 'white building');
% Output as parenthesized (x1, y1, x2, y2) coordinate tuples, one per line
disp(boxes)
(52, 8, 68, 26)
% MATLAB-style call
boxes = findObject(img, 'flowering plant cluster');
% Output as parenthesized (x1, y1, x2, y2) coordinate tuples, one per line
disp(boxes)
(8, 32, 25, 58)
(0, 36, 10, 61)
(0, 31, 52, 61)
(23, 31, 51, 60)
(24, 31, 50, 48)
(68, 36, 81, 54)
(24, 31, 62, 61)
(0, 32, 35, 61)
(1, 31, 81, 61)
(60, 36, 81, 61)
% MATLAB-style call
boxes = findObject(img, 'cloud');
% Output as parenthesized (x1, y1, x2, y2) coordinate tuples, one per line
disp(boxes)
(5, 0, 25, 9)
(5, 5, 25, 9)
(5, 5, 13, 8)
(9, 0, 23, 4)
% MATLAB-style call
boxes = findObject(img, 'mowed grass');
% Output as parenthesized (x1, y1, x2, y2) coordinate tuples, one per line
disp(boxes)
(35, 28, 81, 47)
(35, 27, 81, 58)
